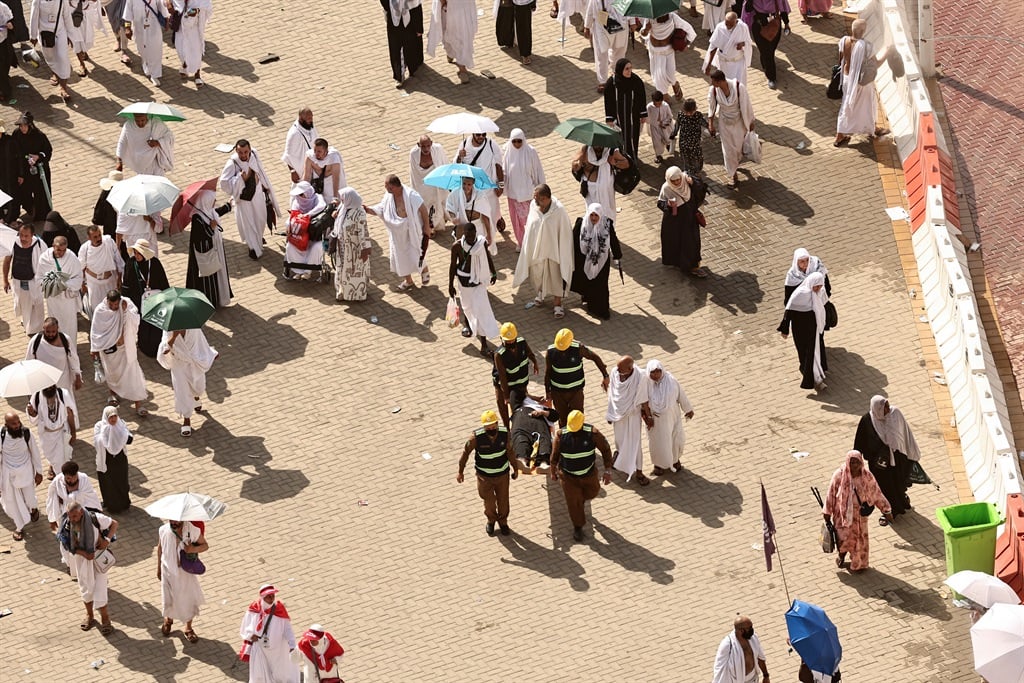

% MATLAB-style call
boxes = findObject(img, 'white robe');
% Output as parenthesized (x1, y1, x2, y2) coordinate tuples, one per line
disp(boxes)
(502, 139, 545, 203)
(220, 150, 280, 257)
(646, 372, 693, 469)
(457, 137, 503, 229)
(123, 0, 167, 79)
(647, 101, 674, 156)
(644, 15, 694, 93)
(29, 0, 73, 79)
(703, 21, 752, 86)
(156, 329, 217, 417)
(37, 248, 83, 341)
(78, 236, 123, 315)
(409, 143, 449, 227)
(0, 429, 42, 531)
(115, 213, 160, 257)
(702, 0, 728, 31)
(170, 0, 211, 73)
(373, 187, 426, 278)
(712, 632, 766, 683)
(584, 0, 628, 83)
(581, 147, 617, 220)
(27, 388, 77, 470)
(512, 198, 574, 298)
(240, 603, 299, 683)
(303, 147, 346, 204)
(46, 473, 101, 575)
(70, 511, 113, 607)
(837, 36, 878, 135)
(89, 298, 148, 402)
(158, 521, 206, 622)
(708, 79, 754, 176)
(454, 237, 499, 339)
(67, 0, 105, 53)
(606, 368, 648, 478)
(116, 118, 175, 176)
(446, 186, 496, 254)
(26, 332, 82, 396)
(9, 237, 45, 335)
(281, 120, 318, 177)
(427, 0, 476, 68)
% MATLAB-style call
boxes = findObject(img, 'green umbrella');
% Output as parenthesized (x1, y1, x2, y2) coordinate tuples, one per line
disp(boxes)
(554, 118, 622, 148)
(612, 0, 680, 17)
(142, 287, 215, 331)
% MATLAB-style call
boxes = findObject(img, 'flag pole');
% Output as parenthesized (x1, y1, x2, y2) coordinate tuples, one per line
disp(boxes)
(773, 529, 792, 607)
(761, 479, 792, 607)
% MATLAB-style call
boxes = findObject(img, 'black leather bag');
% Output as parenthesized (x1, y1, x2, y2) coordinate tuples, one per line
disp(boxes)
(612, 154, 641, 195)
(855, 489, 874, 517)
(824, 301, 838, 329)
(827, 64, 843, 100)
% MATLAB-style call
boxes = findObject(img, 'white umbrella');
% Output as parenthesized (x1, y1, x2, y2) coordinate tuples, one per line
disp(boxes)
(0, 224, 17, 254)
(145, 492, 227, 522)
(947, 570, 1022, 608)
(0, 360, 63, 398)
(106, 174, 180, 216)
(0, 188, 11, 208)
(971, 603, 1024, 683)
(116, 102, 187, 122)
(427, 113, 499, 135)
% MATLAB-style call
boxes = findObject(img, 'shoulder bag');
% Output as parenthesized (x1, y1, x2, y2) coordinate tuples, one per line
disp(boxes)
(827, 64, 843, 99)
(195, 247, 222, 277)
(670, 28, 690, 52)
(40, 0, 64, 47)
(94, 547, 116, 573)
(854, 487, 874, 517)
(612, 152, 641, 195)
(858, 39, 878, 85)
(824, 300, 838, 329)
(176, 528, 207, 574)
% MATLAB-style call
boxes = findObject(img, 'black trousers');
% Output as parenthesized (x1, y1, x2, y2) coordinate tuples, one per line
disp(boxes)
(495, 3, 534, 57)
(751, 17, 782, 82)
(385, 5, 424, 82)
(0, 37, 13, 99)
(16, 169, 52, 222)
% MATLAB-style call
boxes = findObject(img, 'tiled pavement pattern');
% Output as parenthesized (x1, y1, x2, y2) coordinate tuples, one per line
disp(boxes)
(0, 2, 983, 680)
(933, 1, 1024, 408)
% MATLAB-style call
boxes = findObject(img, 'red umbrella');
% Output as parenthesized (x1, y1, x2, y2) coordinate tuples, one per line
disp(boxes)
(169, 177, 219, 235)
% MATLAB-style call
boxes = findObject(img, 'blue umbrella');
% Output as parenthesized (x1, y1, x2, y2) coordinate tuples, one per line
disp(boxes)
(785, 600, 842, 676)
(422, 163, 498, 191)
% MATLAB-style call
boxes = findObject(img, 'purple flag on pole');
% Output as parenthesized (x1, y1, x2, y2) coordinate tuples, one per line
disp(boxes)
(761, 483, 777, 572)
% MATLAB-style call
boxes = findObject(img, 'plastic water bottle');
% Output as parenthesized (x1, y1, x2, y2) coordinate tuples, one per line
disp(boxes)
(93, 359, 105, 384)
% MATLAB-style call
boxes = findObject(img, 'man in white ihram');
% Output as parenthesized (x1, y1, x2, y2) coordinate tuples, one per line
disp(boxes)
(90, 290, 148, 416)
(36, 236, 83, 339)
(239, 584, 299, 683)
(46, 460, 101, 576)
(1, 411, 43, 542)
(122, 0, 168, 86)
(78, 225, 124, 317)
(115, 113, 175, 176)
(512, 183, 574, 319)
(157, 327, 217, 437)
(281, 108, 317, 185)
(365, 174, 431, 291)
(703, 12, 752, 86)
(26, 383, 77, 478)
(712, 615, 771, 683)
(221, 139, 280, 261)
(26, 317, 83, 395)
(408, 135, 449, 231)
(583, 0, 629, 90)
(605, 355, 651, 486)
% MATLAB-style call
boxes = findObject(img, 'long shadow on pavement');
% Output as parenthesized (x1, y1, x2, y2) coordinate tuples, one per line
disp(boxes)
(499, 531, 590, 592)
(730, 174, 815, 226)
(590, 518, 676, 584)
(639, 466, 744, 528)
(887, 507, 946, 562)
(837, 567, 952, 620)
(807, 346, 889, 416)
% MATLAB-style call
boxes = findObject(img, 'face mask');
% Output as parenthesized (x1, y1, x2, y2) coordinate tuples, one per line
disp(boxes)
(299, 119, 314, 130)
(742, 627, 754, 639)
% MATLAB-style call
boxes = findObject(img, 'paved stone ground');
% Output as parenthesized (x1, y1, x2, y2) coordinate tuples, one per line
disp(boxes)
(0, 1, 983, 680)
(933, 0, 1024, 406)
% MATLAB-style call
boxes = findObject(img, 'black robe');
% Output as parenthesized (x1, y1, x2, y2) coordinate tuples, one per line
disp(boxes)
(40, 211, 82, 253)
(604, 65, 648, 160)
(0, 132, 17, 222)
(570, 216, 622, 320)
(854, 414, 910, 515)
(777, 309, 824, 389)
(185, 205, 232, 308)
(11, 125, 54, 222)
(781, 277, 831, 374)
(121, 257, 170, 357)
(658, 178, 708, 272)
(92, 190, 119, 239)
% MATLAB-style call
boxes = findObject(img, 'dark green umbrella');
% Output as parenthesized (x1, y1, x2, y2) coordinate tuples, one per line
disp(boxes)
(613, 0, 680, 18)
(554, 118, 622, 148)
(142, 287, 215, 331)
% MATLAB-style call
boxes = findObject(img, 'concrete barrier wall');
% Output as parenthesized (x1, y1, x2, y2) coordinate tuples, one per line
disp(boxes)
(862, 1, 1022, 511)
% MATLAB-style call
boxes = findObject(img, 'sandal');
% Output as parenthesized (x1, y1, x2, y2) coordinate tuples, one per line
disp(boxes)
(120, 54, 132, 66)
(651, 466, 667, 476)
(12, 531, 24, 541)
(672, 461, 683, 472)
(553, 306, 565, 319)
(107, 396, 120, 407)
(99, 622, 114, 635)
(634, 471, 651, 486)
(180, 425, 192, 437)
(461, 327, 473, 338)
(184, 629, 199, 643)
(398, 281, 414, 291)
(878, 517, 889, 527)
(690, 268, 708, 279)
(549, 1, 558, 18)
(81, 618, 97, 631)
(833, 135, 851, 147)
(136, 407, 149, 417)
(161, 621, 172, 636)
(420, 272, 431, 285)
(194, 77, 205, 88)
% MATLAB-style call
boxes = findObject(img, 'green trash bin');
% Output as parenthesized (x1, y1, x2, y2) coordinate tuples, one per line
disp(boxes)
(936, 502, 1003, 576)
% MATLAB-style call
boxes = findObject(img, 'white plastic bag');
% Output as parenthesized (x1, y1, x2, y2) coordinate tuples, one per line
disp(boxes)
(743, 131, 763, 163)
(93, 358, 105, 385)
(445, 297, 461, 329)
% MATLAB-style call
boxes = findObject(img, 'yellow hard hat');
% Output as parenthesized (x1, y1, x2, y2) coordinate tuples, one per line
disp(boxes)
(566, 410, 585, 432)
(480, 410, 500, 426)
(554, 328, 574, 351)
(500, 322, 518, 341)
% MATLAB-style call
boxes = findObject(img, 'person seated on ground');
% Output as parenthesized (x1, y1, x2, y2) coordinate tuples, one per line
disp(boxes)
(283, 181, 331, 280)
(510, 394, 560, 471)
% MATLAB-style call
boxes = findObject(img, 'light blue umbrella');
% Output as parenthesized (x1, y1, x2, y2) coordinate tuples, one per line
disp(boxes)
(422, 163, 498, 191)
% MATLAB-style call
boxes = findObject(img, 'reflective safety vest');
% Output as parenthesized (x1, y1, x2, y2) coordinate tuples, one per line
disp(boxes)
(497, 338, 530, 389)
(474, 427, 510, 476)
(558, 425, 596, 476)
(546, 341, 585, 391)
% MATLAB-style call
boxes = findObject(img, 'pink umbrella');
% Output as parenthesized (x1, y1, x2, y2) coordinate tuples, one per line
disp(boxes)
(168, 177, 219, 235)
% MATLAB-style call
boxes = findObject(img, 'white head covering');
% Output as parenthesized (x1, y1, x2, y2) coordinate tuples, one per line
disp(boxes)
(785, 248, 826, 287)
(868, 395, 921, 462)
(785, 271, 828, 333)
(580, 203, 611, 280)
(645, 359, 680, 415)
(659, 166, 691, 205)
(337, 186, 363, 216)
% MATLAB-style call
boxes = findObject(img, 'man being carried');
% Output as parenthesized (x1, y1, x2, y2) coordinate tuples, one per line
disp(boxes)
(510, 394, 559, 471)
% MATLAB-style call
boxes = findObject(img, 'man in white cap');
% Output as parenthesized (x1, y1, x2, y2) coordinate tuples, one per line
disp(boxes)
(297, 624, 345, 682)
(606, 355, 652, 486)
(239, 584, 299, 683)
(115, 113, 175, 177)
(36, 235, 83, 339)
(78, 225, 124, 316)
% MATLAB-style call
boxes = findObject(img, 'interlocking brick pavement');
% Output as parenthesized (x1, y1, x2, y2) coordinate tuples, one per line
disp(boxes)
(933, 0, 1024, 410)
(0, 1, 986, 680)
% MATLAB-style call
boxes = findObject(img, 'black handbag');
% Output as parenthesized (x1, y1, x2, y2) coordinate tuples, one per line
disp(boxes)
(824, 301, 838, 329)
(612, 154, 641, 195)
(827, 64, 843, 100)
(71, 0, 84, 27)
(855, 488, 874, 517)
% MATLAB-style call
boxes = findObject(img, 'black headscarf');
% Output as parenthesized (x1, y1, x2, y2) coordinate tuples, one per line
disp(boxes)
(613, 58, 631, 87)
(41, 211, 82, 252)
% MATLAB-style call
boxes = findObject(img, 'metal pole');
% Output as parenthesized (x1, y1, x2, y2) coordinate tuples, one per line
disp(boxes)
(918, 0, 935, 77)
